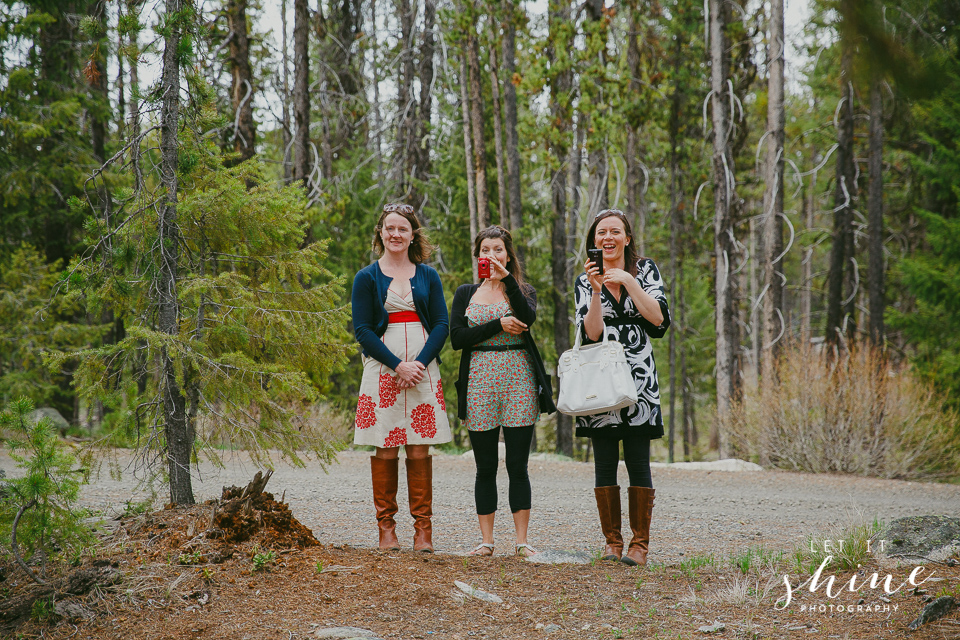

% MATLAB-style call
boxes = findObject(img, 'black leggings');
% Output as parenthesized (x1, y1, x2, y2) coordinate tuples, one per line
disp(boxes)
(468, 425, 534, 516)
(592, 432, 653, 488)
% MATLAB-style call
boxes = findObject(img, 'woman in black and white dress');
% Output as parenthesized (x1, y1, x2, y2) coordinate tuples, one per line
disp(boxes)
(574, 209, 670, 566)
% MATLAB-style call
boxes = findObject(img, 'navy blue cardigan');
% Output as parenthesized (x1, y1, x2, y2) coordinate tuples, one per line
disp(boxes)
(351, 261, 449, 370)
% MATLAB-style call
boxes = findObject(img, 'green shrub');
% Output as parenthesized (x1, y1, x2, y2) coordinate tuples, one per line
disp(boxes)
(730, 345, 960, 480)
(0, 398, 94, 583)
(251, 548, 276, 572)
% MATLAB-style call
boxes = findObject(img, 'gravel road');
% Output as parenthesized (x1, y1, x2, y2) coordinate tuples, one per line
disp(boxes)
(5, 449, 959, 563)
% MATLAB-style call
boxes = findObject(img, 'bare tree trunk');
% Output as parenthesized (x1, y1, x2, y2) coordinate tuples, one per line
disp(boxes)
(586, 150, 608, 217)
(127, 0, 143, 192)
(567, 120, 583, 260)
(293, 0, 310, 187)
(667, 33, 683, 462)
(549, 0, 573, 457)
(396, 0, 417, 202)
(327, 0, 363, 151)
(667, 164, 679, 464)
(460, 52, 479, 281)
(281, 0, 292, 183)
(89, 0, 113, 430)
(89, 0, 108, 164)
(160, 0, 193, 506)
(867, 71, 884, 347)
(415, 0, 436, 217)
(466, 11, 490, 227)
(800, 146, 816, 345)
(760, 0, 784, 381)
(626, 128, 645, 253)
(488, 17, 508, 227)
(825, 49, 856, 349)
(227, 0, 256, 164)
(748, 216, 759, 386)
(625, 0, 654, 254)
(316, 3, 333, 184)
(127, 0, 149, 410)
(116, 13, 125, 138)
(89, 0, 112, 241)
(502, 0, 523, 236)
(370, 0, 383, 181)
(679, 259, 693, 459)
(320, 99, 334, 181)
(584, 0, 608, 218)
(709, 0, 738, 457)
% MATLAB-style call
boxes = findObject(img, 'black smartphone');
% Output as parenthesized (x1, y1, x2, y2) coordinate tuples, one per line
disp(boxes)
(587, 248, 604, 275)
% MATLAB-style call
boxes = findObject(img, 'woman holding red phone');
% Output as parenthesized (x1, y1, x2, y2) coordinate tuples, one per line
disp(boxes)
(450, 226, 555, 557)
(577, 209, 670, 566)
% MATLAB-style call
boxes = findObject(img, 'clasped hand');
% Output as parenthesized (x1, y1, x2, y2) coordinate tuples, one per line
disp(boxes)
(394, 360, 425, 389)
(500, 315, 527, 335)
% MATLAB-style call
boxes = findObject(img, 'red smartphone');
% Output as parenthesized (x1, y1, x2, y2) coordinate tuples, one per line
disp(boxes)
(478, 257, 491, 279)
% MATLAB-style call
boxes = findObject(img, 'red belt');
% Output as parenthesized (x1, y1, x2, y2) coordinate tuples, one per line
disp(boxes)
(388, 311, 420, 324)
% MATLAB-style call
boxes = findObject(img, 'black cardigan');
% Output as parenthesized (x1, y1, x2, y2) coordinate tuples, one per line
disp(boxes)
(450, 274, 556, 421)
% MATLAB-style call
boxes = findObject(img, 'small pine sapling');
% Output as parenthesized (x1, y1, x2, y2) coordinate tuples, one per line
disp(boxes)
(0, 398, 94, 584)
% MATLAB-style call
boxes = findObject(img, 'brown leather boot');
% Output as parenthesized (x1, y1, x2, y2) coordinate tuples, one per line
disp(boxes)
(371, 456, 401, 551)
(621, 486, 655, 566)
(594, 486, 623, 561)
(406, 456, 434, 552)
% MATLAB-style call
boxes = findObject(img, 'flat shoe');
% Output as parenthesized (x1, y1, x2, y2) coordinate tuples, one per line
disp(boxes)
(515, 543, 538, 558)
(469, 542, 495, 557)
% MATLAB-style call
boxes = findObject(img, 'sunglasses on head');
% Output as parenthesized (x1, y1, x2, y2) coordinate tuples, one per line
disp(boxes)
(596, 209, 626, 220)
(383, 203, 415, 215)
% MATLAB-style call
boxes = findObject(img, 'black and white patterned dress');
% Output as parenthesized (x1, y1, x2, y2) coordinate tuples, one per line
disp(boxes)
(573, 258, 671, 439)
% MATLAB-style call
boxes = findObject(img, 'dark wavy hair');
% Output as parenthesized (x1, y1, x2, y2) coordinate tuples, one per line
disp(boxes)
(473, 225, 527, 290)
(585, 209, 639, 277)
(372, 203, 433, 264)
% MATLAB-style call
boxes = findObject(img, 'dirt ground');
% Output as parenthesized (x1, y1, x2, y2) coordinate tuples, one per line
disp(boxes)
(2, 450, 959, 639)
(3, 503, 958, 640)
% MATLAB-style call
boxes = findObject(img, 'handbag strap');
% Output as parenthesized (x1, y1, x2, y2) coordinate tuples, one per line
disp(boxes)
(573, 309, 609, 352)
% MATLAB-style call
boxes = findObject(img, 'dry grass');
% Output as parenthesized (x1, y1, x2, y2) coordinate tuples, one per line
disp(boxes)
(729, 344, 960, 480)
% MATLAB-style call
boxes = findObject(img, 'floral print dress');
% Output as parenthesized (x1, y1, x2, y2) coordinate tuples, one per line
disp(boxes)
(354, 287, 451, 447)
(464, 301, 540, 432)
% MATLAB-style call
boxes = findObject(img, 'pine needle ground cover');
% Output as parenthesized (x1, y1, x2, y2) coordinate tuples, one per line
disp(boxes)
(2, 501, 957, 640)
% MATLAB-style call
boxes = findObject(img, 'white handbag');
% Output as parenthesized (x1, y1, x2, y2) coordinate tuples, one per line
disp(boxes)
(556, 321, 638, 416)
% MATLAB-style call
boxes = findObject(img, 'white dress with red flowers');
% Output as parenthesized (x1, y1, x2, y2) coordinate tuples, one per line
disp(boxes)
(354, 287, 452, 447)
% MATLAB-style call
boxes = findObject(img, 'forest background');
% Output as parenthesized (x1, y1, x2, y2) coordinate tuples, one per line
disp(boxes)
(1, 0, 959, 506)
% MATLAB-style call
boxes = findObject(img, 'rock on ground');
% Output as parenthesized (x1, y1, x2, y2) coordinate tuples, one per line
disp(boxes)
(454, 580, 503, 603)
(525, 549, 593, 565)
(878, 515, 960, 564)
(29, 407, 70, 432)
(907, 596, 958, 630)
(313, 627, 381, 639)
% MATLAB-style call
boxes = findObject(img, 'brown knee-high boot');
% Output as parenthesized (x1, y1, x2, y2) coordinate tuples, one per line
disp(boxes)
(371, 456, 400, 551)
(621, 486, 654, 566)
(406, 456, 434, 552)
(594, 486, 623, 561)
